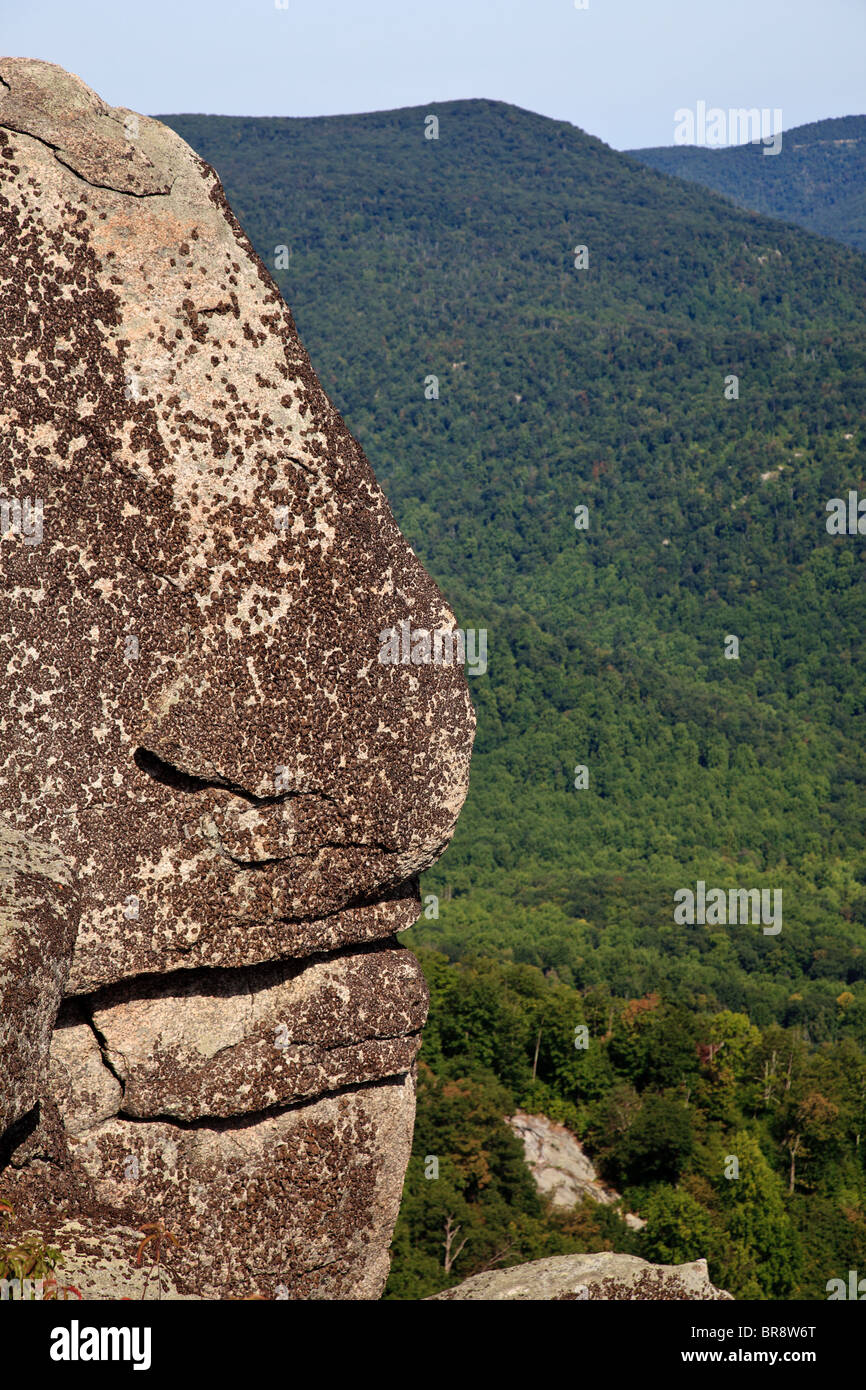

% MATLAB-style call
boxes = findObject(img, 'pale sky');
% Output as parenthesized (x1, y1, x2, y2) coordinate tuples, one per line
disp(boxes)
(1, 0, 863, 149)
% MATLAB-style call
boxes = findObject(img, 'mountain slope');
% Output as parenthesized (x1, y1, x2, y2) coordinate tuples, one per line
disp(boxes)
(158, 99, 866, 1037)
(628, 115, 866, 253)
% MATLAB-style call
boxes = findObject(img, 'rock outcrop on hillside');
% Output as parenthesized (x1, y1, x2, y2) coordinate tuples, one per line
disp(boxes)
(0, 57, 475, 1299)
(428, 1253, 732, 1301)
(507, 1111, 646, 1229)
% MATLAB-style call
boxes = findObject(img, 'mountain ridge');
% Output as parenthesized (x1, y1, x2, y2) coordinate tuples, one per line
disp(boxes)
(628, 113, 866, 252)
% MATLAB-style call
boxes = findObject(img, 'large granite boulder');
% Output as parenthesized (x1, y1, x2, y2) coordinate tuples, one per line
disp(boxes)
(0, 57, 474, 1299)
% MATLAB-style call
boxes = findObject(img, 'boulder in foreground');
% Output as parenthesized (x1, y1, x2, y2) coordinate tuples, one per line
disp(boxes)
(427, 1252, 732, 1300)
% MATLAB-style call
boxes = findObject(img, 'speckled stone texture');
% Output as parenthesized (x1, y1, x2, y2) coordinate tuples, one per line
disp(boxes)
(0, 57, 474, 1299)
(0, 829, 78, 1136)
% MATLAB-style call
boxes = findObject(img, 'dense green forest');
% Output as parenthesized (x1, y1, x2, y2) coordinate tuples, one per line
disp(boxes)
(384, 950, 866, 1299)
(160, 99, 866, 1298)
(630, 115, 866, 253)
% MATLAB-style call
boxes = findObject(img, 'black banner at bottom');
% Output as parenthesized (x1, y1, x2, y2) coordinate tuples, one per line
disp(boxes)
(3, 1296, 859, 1379)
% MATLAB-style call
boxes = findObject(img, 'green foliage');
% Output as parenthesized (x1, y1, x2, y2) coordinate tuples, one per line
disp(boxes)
(618, 1094, 695, 1186)
(384, 951, 866, 1299)
(0, 1232, 63, 1287)
(642, 1188, 718, 1265)
(0, 1203, 77, 1300)
(384, 1062, 550, 1299)
(713, 1132, 802, 1298)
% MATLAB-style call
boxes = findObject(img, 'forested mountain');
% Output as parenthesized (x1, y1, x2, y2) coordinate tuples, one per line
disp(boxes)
(629, 115, 866, 253)
(159, 100, 866, 1298)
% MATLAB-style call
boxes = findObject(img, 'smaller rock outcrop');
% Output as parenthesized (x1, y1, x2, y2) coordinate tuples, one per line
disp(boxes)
(428, 1253, 732, 1301)
(507, 1111, 646, 1229)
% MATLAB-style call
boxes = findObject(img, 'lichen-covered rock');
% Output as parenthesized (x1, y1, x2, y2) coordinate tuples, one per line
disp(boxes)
(0, 54, 473, 995)
(86, 943, 427, 1121)
(67, 1072, 416, 1300)
(428, 1253, 732, 1301)
(0, 829, 78, 1136)
(47, 1008, 123, 1137)
(19, 1220, 198, 1301)
(0, 56, 474, 1299)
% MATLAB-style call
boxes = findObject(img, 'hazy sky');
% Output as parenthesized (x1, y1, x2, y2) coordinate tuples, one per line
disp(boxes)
(1, 0, 863, 149)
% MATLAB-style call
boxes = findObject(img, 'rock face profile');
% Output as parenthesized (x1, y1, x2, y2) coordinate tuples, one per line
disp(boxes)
(0, 58, 474, 1299)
